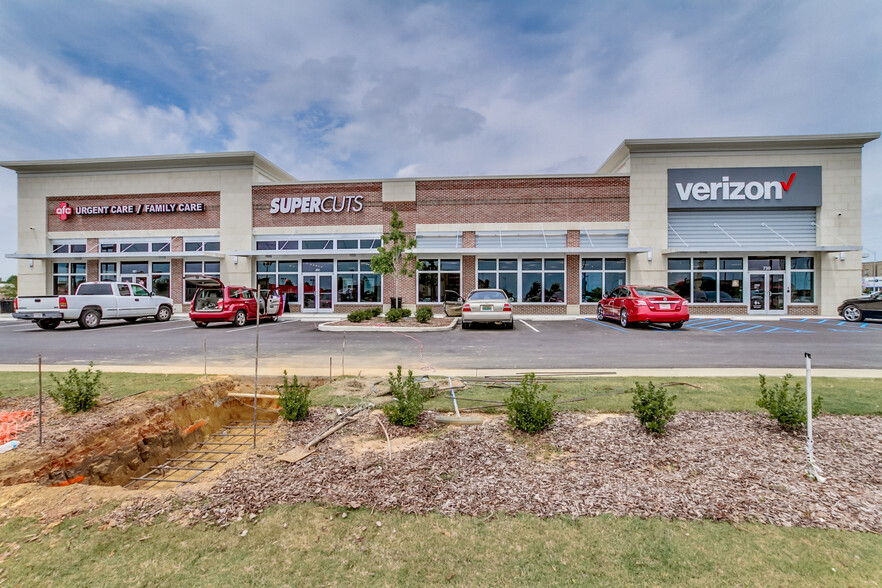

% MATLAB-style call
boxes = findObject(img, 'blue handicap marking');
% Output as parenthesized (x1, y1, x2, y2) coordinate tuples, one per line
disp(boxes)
(687, 318, 812, 334)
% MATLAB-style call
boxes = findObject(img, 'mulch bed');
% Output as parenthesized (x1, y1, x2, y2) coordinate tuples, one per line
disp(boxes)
(109, 408, 882, 533)
(323, 317, 457, 328)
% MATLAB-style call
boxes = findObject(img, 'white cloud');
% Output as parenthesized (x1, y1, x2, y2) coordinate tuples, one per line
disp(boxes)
(0, 0, 881, 277)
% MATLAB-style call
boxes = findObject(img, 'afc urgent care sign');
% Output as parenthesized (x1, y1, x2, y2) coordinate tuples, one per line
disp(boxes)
(53, 201, 205, 220)
(668, 167, 822, 209)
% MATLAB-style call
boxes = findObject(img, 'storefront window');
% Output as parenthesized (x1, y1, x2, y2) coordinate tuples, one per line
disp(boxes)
(581, 258, 626, 302)
(184, 239, 220, 252)
(478, 258, 564, 303)
(184, 261, 221, 302)
(668, 257, 744, 303)
(100, 263, 117, 282)
(53, 263, 86, 295)
(256, 260, 299, 304)
(418, 259, 461, 302)
(151, 262, 171, 298)
(791, 257, 815, 303)
(120, 261, 150, 288)
(336, 260, 381, 303)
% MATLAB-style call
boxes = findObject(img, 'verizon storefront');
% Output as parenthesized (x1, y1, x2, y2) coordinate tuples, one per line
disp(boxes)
(4, 133, 877, 316)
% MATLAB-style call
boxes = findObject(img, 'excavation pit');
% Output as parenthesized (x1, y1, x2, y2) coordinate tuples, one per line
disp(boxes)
(0, 378, 282, 490)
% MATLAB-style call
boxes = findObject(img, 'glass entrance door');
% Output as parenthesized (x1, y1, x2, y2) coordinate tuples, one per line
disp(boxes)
(302, 274, 334, 312)
(748, 273, 786, 314)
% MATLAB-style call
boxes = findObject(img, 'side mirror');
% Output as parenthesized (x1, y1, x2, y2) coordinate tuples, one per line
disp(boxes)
(509, 296, 515, 302)
(457, 297, 464, 304)
(149, 291, 155, 297)
(602, 292, 609, 299)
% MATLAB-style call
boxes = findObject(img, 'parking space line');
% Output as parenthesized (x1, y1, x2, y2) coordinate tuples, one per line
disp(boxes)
(153, 324, 196, 332)
(582, 318, 627, 332)
(518, 320, 539, 332)
(226, 322, 283, 333)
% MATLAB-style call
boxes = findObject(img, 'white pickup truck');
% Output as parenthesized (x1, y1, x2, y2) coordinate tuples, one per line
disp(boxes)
(13, 282, 174, 330)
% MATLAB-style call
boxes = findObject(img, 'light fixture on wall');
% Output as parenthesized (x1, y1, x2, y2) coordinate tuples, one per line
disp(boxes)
(233, 255, 239, 265)
(647, 249, 653, 262)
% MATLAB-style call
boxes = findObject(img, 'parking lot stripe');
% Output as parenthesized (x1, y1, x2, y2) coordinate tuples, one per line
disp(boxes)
(519, 320, 539, 332)
(152, 324, 196, 332)
(583, 318, 627, 332)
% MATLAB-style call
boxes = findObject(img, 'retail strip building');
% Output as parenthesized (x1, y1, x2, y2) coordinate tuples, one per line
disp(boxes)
(4, 132, 878, 317)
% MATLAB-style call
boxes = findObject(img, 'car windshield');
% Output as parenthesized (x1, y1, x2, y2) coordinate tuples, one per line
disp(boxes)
(469, 290, 506, 301)
(633, 286, 677, 297)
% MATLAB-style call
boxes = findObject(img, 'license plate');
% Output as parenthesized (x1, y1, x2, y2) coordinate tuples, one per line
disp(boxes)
(481, 305, 493, 311)
(659, 304, 671, 310)
(33, 313, 43, 318)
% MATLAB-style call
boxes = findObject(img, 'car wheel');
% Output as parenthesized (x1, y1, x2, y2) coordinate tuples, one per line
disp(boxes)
(596, 305, 604, 322)
(155, 305, 172, 322)
(507, 319, 515, 330)
(78, 309, 101, 329)
(36, 319, 60, 330)
(124, 318, 139, 323)
(269, 314, 280, 322)
(462, 320, 470, 330)
(670, 320, 684, 329)
(842, 305, 863, 322)
(233, 310, 247, 327)
(194, 321, 208, 328)
(619, 309, 630, 328)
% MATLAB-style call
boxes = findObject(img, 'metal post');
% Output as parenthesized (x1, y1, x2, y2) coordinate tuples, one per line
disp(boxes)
(342, 333, 346, 377)
(805, 353, 825, 482)
(203, 337, 207, 378)
(38, 354, 43, 445)
(254, 286, 260, 448)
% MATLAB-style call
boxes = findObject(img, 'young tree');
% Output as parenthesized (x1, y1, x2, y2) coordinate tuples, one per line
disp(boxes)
(370, 210, 418, 307)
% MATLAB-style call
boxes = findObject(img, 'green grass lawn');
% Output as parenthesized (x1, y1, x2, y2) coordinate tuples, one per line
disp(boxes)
(311, 375, 882, 416)
(0, 371, 204, 401)
(1, 504, 880, 587)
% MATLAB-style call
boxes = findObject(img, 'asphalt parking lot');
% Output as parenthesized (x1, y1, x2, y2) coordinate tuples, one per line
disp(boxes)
(1, 314, 880, 374)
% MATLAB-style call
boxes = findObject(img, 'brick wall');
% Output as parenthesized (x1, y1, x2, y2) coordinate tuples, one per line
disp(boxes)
(414, 177, 629, 224)
(252, 176, 629, 230)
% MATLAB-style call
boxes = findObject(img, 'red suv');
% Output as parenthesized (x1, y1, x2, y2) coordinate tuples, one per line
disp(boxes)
(188, 276, 284, 327)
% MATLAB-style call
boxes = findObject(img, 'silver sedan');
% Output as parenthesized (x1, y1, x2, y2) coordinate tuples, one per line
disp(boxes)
(461, 289, 514, 329)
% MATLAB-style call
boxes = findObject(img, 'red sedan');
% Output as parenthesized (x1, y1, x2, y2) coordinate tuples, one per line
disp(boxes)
(596, 285, 689, 329)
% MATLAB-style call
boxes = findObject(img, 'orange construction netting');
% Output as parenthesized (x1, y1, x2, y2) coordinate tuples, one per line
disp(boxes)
(1, 411, 36, 445)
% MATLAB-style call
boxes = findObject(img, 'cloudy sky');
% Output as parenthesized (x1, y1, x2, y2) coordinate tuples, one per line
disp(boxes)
(1, 0, 880, 278)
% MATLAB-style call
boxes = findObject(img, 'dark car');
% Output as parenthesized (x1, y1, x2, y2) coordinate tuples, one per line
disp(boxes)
(837, 291, 882, 322)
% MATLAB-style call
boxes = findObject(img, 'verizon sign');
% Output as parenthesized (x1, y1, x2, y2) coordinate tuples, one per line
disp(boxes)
(668, 167, 822, 209)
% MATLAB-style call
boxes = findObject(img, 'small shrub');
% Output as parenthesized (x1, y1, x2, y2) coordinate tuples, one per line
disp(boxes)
(347, 308, 383, 323)
(383, 365, 426, 426)
(504, 373, 557, 433)
(415, 306, 434, 323)
(277, 370, 311, 422)
(631, 381, 677, 435)
(756, 373, 821, 430)
(50, 362, 103, 413)
(385, 308, 412, 323)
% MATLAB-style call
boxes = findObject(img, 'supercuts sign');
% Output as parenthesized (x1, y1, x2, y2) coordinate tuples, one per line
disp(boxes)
(270, 195, 363, 214)
(667, 167, 822, 209)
